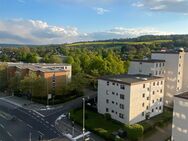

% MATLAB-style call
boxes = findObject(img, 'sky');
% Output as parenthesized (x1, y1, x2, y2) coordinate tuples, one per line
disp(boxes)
(0, 0, 188, 44)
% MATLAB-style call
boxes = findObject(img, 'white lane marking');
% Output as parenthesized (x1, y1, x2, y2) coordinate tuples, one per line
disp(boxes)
(7, 131, 12, 137)
(32, 110, 45, 118)
(51, 124, 55, 127)
(0, 124, 4, 129)
(38, 131, 44, 135)
(27, 124, 33, 129)
(46, 121, 49, 124)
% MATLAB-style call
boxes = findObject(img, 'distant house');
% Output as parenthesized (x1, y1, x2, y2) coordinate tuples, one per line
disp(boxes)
(7, 63, 72, 96)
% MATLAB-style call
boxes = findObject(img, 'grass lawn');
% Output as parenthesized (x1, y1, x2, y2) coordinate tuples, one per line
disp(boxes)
(65, 40, 173, 47)
(70, 107, 173, 141)
(70, 109, 124, 140)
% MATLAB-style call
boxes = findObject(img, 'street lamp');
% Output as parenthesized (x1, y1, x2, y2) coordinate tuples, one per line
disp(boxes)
(82, 98, 85, 141)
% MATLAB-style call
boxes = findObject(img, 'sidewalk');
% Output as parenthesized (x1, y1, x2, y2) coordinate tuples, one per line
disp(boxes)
(56, 117, 105, 141)
(140, 123, 172, 141)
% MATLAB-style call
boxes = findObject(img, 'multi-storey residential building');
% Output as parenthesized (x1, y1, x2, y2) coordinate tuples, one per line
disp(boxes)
(97, 74, 165, 124)
(128, 60, 165, 77)
(171, 92, 188, 141)
(129, 48, 188, 107)
(7, 63, 72, 96)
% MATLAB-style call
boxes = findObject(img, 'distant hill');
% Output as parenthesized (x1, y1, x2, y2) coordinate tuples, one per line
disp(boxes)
(0, 34, 188, 48)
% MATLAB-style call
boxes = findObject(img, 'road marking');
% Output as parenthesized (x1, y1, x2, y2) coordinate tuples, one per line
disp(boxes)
(32, 110, 45, 118)
(7, 131, 12, 137)
(38, 131, 44, 135)
(51, 124, 55, 127)
(46, 121, 49, 124)
(0, 124, 4, 129)
(27, 124, 33, 129)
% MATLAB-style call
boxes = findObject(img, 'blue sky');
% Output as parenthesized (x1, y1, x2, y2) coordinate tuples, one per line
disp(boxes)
(0, 0, 188, 44)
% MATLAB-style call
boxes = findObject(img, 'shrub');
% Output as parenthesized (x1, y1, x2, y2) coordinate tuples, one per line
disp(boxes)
(124, 124, 144, 141)
(104, 113, 111, 120)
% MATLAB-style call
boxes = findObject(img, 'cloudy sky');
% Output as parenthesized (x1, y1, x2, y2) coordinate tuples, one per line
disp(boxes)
(0, 0, 188, 44)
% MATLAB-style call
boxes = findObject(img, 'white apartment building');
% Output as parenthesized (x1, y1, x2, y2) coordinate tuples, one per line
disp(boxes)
(128, 60, 165, 77)
(97, 74, 165, 125)
(151, 49, 188, 107)
(171, 92, 188, 141)
(129, 48, 188, 107)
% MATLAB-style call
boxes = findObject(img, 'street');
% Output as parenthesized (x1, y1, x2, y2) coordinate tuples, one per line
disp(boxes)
(0, 98, 67, 141)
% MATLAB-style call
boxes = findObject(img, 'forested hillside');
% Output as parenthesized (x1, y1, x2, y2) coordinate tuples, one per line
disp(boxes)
(0, 34, 187, 77)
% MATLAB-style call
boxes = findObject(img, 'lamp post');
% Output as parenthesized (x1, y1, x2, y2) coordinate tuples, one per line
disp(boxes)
(82, 98, 85, 141)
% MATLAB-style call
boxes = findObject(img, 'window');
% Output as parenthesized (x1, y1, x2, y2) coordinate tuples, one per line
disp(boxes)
(120, 104, 124, 109)
(163, 63, 165, 66)
(107, 81, 109, 86)
(153, 82, 155, 86)
(143, 84, 146, 88)
(152, 109, 154, 112)
(179, 64, 181, 67)
(119, 113, 124, 119)
(153, 91, 155, 95)
(106, 108, 109, 112)
(117, 83, 119, 86)
(142, 112, 145, 116)
(156, 71, 158, 75)
(159, 63, 161, 67)
(156, 107, 158, 110)
(180, 56, 181, 59)
(157, 82, 159, 85)
(120, 84, 125, 90)
(152, 100, 155, 103)
(112, 82, 115, 85)
(116, 93, 118, 96)
(179, 72, 181, 75)
(147, 97, 150, 100)
(142, 103, 145, 107)
(120, 94, 125, 100)
(160, 89, 163, 93)
(112, 92, 115, 95)
(111, 110, 114, 113)
(160, 98, 163, 102)
(112, 101, 115, 104)
(106, 99, 109, 104)
(156, 63, 158, 67)
(159, 106, 162, 110)
(116, 102, 118, 105)
(142, 93, 145, 98)
(146, 106, 149, 110)
(161, 81, 163, 85)
(140, 62, 142, 64)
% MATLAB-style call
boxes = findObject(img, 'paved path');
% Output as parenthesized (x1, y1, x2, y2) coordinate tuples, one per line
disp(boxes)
(141, 123, 172, 141)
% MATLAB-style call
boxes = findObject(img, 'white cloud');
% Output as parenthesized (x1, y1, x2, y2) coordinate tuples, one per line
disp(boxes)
(132, 2, 144, 7)
(0, 19, 173, 44)
(133, 0, 188, 14)
(94, 7, 110, 15)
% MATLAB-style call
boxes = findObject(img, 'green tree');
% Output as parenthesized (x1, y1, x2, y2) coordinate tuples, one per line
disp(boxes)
(0, 63, 8, 91)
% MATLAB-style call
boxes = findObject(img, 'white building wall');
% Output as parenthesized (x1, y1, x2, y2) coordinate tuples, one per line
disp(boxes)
(172, 97, 188, 141)
(128, 61, 165, 77)
(151, 53, 183, 107)
(97, 79, 130, 124)
(97, 78, 165, 125)
(129, 79, 164, 124)
(182, 53, 188, 92)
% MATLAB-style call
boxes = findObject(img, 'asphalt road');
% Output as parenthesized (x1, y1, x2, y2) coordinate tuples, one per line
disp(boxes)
(0, 99, 66, 141)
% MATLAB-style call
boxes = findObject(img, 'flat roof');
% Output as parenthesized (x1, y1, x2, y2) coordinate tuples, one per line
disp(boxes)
(99, 74, 164, 85)
(131, 59, 165, 63)
(175, 92, 188, 100)
(8, 63, 71, 73)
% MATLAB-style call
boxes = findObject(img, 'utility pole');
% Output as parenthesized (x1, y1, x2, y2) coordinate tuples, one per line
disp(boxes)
(82, 98, 85, 141)
(29, 132, 31, 141)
